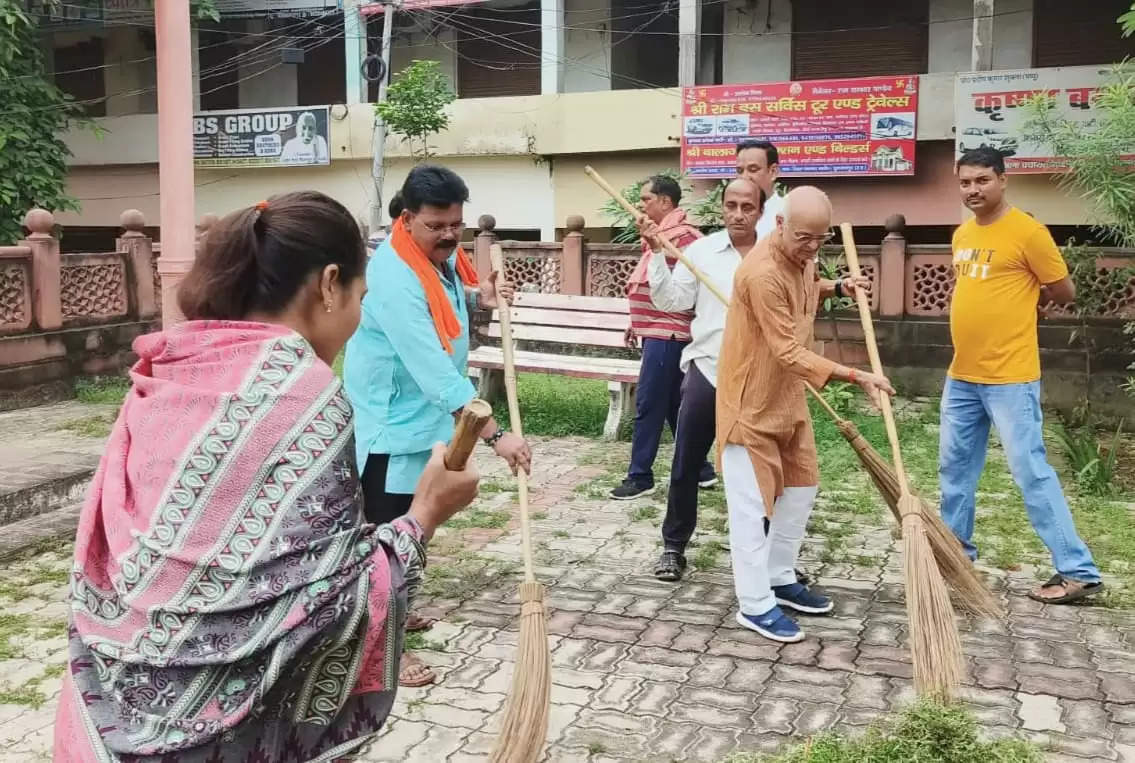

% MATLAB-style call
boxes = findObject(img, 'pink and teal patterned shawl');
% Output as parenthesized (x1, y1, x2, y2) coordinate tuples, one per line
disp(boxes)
(54, 321, 423, 762)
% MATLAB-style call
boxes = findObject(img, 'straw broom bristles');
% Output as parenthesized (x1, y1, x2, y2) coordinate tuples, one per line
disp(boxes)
(840, 221, 965, 698)
(487, 244, 551, 763)
(808, 399, 1001, 618)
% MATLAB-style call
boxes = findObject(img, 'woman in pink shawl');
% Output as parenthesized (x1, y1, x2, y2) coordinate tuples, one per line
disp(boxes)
(54, 191, 479, 761)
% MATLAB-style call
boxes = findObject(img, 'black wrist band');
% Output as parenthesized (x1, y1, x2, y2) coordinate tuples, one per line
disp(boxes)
(483, 429, 505, 447)
(834, 279, 844, 298)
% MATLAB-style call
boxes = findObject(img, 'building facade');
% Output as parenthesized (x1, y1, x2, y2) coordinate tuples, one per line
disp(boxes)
(41, 0, 1135, 246)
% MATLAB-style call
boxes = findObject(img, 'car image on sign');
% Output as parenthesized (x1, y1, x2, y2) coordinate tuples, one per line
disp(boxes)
(717, 116, 749, 136)
(685, 117, 715, 136)
(958, 127, 1018, 156)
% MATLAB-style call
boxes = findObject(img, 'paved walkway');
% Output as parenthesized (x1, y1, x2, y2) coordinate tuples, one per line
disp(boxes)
(0, 426, 1133, 761)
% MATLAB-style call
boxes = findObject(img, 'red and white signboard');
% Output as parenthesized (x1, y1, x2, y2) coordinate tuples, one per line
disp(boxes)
(681, 75, 920, 178)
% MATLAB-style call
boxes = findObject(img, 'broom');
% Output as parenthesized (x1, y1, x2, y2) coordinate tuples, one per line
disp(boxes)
(840, 222, 964, 698)
(487, 244, 551, 763)
(446, 398, 494, 469)
(805, 383, 1000, 618)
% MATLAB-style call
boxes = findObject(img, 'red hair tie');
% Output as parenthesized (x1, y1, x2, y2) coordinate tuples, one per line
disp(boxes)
(255, 200, 269, 211)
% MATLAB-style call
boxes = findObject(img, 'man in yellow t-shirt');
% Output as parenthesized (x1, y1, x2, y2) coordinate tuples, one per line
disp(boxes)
(941, 147, 1102, 605)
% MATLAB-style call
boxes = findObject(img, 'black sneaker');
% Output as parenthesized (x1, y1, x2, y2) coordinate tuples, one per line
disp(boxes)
(609, 479, 656, 500)
(698, 466, 718, 489)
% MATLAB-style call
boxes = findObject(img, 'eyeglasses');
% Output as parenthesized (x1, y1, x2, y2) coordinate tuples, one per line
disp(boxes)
(787, 226, 835, 245)
(420, 221, 467, 235)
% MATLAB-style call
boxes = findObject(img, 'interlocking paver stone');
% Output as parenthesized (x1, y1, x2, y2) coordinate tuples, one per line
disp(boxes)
(0, 423, 1130, 762)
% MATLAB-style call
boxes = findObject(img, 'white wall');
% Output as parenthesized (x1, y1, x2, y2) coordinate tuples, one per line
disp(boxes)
(992, 0, 1033, 69)
(564, 0, 611, 92)
(722, 0, 791, 84)
(929, 0, 973, 72)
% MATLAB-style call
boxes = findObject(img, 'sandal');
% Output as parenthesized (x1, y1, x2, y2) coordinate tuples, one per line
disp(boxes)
(653, 550, 687, 582)
(398, 652, 437, 687)
(405, 613, 437, 633)
(1028, 573, 1104, 605)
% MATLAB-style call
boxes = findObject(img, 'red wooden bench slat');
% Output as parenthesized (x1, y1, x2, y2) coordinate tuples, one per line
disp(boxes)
(484, 323, 626, 348)
(468, 347, 639, 383)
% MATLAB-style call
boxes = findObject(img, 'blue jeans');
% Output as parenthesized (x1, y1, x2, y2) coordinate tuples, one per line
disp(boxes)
(938, 378, 1100, 583)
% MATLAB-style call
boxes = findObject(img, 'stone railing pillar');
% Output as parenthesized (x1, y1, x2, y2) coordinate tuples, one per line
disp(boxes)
(879, 213, 907, 317)
(561, 215, 585, 295)
(118, 209, 158, 320)
(22, 209, 61, 331)
(474, 214, 496, 280)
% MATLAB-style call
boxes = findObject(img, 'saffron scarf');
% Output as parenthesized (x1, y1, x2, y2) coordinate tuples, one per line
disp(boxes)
(55, 321, 425, 761)
(390, 217, 480, 354)
(626, 207, 703, 291)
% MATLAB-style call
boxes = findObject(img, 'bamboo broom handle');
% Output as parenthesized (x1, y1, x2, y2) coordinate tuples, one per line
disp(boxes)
(445, 399, 493, 470)
(803, 381, 847, 424)
(490, 244, 536, 583)
(839, 222, 910, 493)
(583, 165, 732, 307)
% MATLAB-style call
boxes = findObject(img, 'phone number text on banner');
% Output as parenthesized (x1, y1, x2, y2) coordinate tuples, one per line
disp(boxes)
(681, 76, 920, 178)
(193, 107, 331, 169)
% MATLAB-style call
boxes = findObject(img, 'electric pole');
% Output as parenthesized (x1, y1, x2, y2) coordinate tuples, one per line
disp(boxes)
(369, 0, 396, 238)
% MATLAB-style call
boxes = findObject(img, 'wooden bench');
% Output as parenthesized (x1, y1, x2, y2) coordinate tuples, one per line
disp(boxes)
(467, 293, 640, 440)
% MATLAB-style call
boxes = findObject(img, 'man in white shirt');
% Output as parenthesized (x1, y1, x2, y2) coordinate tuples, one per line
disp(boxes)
(641, 177, 762, 581)
(736, 139, 785, 239)
(280, 111, 329, 165)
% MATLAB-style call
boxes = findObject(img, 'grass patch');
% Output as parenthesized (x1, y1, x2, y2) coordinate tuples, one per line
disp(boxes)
(494, 374, 608, 438)
(55, 414, 115, 439)
(0, 684, 47, 708)
(403, 631, 445, 652)
(0, 614, 67, 661)
(74, 376, 130, 405)
(422, 554, 519, 601)
(445, 508, 510, 531)
(630, 504, 660, 522)
(722, 700, 1042, 762)
(691, 539, 725, 571)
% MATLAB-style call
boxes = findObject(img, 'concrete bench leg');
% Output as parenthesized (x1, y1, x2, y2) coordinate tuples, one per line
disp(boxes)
(473, 367, 505, 405)
(604, 381, 635, 441)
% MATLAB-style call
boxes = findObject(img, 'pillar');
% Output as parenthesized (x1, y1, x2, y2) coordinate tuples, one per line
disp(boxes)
(474, 215, 497, 281)
(541, 0, 565, 95)
(155, 0, 196, 327)
(344, 0, 368, 105)
(561, 215, 586, 295)
(678, 0, 701, 88)
(118, 209, 158, 321)
(972, 0, 994, 71)
(879, 214, 907, 318)
(22, 209, 61, 331)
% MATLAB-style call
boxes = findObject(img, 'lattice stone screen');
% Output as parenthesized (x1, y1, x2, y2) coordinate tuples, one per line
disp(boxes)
(60, 255, 129, 322)
(502, 244, 562, 294)
(0, 262, 29, 330)
(905, 254, 956, 316)
(585, 247, 639, 297)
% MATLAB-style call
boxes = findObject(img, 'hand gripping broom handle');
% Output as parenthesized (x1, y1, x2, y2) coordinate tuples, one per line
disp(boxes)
(446, 399, 493, 470)
(489, 244, 537, 583)
(839, 222, 910, 494)
(584, 165, 732, 307)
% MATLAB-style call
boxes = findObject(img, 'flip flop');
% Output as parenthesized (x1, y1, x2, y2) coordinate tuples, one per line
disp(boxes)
(398, 652, 437, 687)
(405, 613, 438, 632)
(1028, 573, 1104, 605)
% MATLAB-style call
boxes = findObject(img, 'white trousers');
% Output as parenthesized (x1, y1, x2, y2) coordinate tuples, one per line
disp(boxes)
(722, 443, 818, 616)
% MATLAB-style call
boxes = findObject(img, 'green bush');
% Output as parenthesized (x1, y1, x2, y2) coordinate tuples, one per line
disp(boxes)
(722, 701, 1042, 763)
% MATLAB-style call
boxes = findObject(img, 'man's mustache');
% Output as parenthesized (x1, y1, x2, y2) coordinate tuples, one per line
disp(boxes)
(438, 238, 457, 249)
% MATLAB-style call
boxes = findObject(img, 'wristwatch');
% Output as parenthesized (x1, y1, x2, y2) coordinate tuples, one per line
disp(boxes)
(483, 428, 505, 448)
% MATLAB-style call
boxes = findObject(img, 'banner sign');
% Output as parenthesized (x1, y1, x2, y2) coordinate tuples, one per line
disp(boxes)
(681, 75, 919, 178)
(954, 66, 1122, 173)
(193, 107, 331, 169)
(213, 1, 339, 14)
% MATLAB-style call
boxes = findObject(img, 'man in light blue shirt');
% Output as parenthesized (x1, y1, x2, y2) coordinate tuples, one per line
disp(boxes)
(344, 165, 530, 685)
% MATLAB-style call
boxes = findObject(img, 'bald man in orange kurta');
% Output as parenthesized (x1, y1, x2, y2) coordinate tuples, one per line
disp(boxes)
(716, 186, 892, 643)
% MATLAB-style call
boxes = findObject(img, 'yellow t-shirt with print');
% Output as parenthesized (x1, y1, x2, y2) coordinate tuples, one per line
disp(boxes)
(948, 207, 1069, 385)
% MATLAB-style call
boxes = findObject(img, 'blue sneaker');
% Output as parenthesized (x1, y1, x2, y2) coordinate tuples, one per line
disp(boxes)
(735, 606, 804, 643)
(773, 582, 834, 615)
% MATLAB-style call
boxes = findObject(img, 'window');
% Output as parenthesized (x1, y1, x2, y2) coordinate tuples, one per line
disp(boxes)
(611, 0, 679, 90)
(54, 37, 106, 117)
(792, 0, 928, 80)
(1033, 0, 1135, 67)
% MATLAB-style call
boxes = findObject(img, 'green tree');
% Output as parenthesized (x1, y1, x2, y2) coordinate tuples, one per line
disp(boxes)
(375, 60, 455, 161)
(598, 169, 690, 243)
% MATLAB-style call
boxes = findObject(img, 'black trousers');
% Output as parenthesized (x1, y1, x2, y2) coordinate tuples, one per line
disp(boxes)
(661, 362, 717, 552)
(361, 453, 415, 525)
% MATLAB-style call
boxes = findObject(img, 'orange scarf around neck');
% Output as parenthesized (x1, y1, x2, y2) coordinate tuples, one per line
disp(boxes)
(390, 217, 480, 354)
